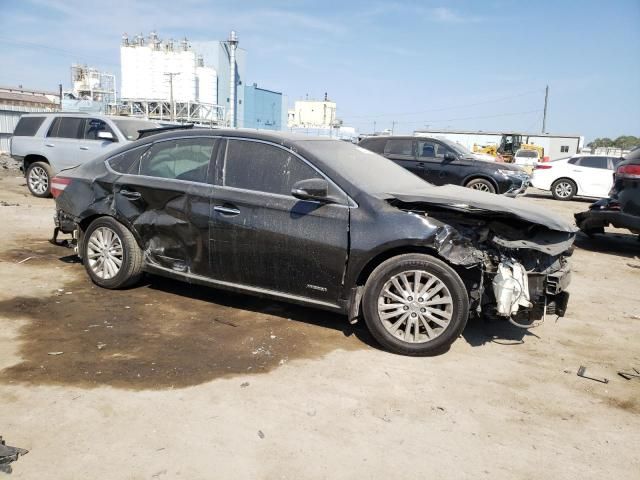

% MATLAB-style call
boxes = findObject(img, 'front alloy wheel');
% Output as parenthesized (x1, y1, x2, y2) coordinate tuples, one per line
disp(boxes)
(377, 270, 453, 343)
(362, 254, 469, 356)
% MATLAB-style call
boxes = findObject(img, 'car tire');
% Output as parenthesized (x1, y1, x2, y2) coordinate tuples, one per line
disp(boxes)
(26, 161, 53, 198)
(362, 253, 469, 356)
(465, 178, 496, 194)
(551, 178, 577, 201)
(82, 217, 144, 289)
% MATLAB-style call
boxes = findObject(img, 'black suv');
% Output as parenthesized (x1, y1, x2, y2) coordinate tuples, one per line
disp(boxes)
(359, 135, 529, 195)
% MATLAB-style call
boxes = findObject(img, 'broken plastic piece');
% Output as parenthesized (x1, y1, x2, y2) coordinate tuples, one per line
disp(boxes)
(492, 259, 533, 316)
(577, 366, 609, 384)
(0, 436, 28, 468)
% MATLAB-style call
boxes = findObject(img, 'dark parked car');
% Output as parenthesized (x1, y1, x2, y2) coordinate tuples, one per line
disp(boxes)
(52, 129, 575, 355)
(575, 146, 640, 237)
(359, 135, 530, 195)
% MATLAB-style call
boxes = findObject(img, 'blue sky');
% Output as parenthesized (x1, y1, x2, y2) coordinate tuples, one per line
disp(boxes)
(0, 0, 638, 140)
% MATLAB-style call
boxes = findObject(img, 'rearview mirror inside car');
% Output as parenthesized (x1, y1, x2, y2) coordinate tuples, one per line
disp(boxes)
(97, 131, 115, 141)
(291, 178, 331, 202)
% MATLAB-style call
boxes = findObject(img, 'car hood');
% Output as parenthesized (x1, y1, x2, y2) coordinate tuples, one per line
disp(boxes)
(381, 184, 578, 233)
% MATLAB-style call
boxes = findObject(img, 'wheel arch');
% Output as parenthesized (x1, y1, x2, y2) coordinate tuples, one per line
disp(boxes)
(78, 213, 145, 253)
(23, 154, 50, 172)
(462, 174, 499, 192)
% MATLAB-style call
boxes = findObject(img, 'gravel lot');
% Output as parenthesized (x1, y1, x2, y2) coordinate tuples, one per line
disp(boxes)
(0, 165, 638, 479)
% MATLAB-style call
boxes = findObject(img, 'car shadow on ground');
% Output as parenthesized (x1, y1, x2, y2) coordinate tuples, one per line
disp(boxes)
(575, 231, 639, 259)
(523, 192, 594, 204)
(462, 316, 539, 347)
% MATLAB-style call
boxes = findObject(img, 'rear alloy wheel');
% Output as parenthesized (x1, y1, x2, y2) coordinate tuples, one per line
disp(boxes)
(83, 217, 144, 289)
(26, 161, 53, 198)
(465, 178, 496, 194)
(362, 254, 469, 356)
(551, 179, 577, 200)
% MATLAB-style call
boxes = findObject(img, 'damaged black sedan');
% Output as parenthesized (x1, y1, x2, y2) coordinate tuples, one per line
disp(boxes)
(52, 129, 576, 355)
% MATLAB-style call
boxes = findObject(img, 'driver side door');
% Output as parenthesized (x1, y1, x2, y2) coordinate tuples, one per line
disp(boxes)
(209, 138, 350, 303)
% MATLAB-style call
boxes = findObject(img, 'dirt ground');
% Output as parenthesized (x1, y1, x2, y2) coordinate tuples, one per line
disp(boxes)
(0, 165, 638, 479)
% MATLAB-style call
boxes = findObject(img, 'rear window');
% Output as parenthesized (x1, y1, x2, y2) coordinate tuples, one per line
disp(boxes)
(13, 116, 45, 136)
(47, 117, 84, 139)
(384, 139, 413, 156)
(112, 119, 161, 141)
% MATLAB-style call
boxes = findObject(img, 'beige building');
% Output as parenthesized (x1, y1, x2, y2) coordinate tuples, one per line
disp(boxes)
(287, 98, 337, 128)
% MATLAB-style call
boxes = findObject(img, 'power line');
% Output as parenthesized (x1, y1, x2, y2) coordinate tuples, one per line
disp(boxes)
(340, 88, 544, 120)
(0, 37, 119, 67)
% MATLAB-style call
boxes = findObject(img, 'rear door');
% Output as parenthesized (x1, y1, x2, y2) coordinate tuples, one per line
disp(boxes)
(77, 118, 120, 163)
(415, 139, 464, 185)
(383, 139, 425, 179)
(209, 138, 350, 303)
(571, 156, 612, 197)
(111, 137, 217, 275)
(44, 116, 84, 172)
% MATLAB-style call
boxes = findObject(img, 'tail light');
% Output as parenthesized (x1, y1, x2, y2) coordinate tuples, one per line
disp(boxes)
(535, 164, 553, 170)
(616, 164, 640, 179)
(51, 176, 72, 198)
(542, 156, 550, 162)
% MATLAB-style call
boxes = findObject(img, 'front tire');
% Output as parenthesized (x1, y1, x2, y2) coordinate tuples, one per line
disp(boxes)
(465, 178, 496, 194)
(551, 178, 577, 200)
(26, 161, 53, 198)
(362, 254, 469, 356)
(82, 217, 144, 289)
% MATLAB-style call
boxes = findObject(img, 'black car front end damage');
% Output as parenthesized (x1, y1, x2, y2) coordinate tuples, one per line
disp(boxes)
(385, 192, 575, 326)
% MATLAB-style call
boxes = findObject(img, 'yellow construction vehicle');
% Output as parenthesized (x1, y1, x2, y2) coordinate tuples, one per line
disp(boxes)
(473, 133, 545, 163)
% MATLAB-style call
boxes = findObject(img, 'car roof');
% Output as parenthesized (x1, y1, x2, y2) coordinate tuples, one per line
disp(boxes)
(129, 127, 336, 145)
(19, 112, 159, 121)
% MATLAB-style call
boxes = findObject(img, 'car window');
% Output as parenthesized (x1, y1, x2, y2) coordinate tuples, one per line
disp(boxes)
(223, 139, 321, 196)
(47, 117, 84, 139)
(360, 138, 386, 154)
(567, 157, 579, 164)
(609, 157, 623, 168)
(13, 116, 45, 136)
(577, 156, 608, 169)
(384, 139, 413, 156)
(140, 138, 215, 183)
(112, 118, 161, 141)
(84, 118, 117, 141)
(108, 145, 151, 174)
(418, 140, 449, 159)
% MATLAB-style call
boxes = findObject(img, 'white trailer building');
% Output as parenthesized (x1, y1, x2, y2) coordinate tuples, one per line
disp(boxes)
(414, 129, 584, 160)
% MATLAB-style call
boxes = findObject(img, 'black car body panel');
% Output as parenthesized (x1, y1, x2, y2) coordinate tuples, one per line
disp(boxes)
(359, 135, 529, 195)
(54, 129, 574, 324)
(575, 147, 640, 235)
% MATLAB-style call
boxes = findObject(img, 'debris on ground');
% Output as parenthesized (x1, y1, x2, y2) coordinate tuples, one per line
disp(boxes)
(0, 200, 20, 207)
(0, 436, 28, 473)
(0, 154, 21, 171)
(577, 366, 609, 384)
(47, 351, 64, 356)
(240, 382, 250, 388)
(617, 368, 640, 380)
(257, 430, 265, 439)
(17, 256, 33, 264)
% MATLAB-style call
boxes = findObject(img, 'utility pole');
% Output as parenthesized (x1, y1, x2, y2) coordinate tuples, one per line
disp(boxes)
(227, 30, 239, 128)
(391, 120, 396, 135)
(164, 72, 180, 121)
(373, 120, 376, 134)
(542, 85, 549, 134)
(58, 83, 62, 110)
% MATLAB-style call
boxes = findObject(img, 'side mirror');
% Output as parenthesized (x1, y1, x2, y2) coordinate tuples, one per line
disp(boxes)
(444, 151, 457, 161)
(97, 131, 115, 141)
(291, 178, 331, 202)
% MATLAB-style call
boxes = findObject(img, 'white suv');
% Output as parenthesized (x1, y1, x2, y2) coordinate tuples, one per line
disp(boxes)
(10, 113, 159, 197)
(530, 154, 623, 200)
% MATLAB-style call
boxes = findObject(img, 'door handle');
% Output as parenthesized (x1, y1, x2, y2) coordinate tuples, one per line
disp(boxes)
(120, 189, 142, 200)
(80, 146, 89, 150)
(45, 143, 54, 147)
(214, 205, 241, 216)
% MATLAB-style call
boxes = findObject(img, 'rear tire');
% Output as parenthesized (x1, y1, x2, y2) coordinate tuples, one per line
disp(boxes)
(26, 161, 53, 198)
(465, 178, 496, 194)
(82, 217, 144, 289)
(551, 178, 577, 200)
(362, 254, 469, 356)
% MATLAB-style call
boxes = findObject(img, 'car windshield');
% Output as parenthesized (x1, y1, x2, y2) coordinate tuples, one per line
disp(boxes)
(112, 118, 161, 141)
(299, 139, 432, 195)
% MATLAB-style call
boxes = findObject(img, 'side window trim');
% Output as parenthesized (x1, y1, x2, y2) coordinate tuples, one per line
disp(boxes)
(219, 137, 354, 206)
(46, 117, 61, 137)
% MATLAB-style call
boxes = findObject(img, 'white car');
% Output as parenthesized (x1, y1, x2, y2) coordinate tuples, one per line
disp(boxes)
(513, 148, 541, 167)
(530, 154, 623, 200)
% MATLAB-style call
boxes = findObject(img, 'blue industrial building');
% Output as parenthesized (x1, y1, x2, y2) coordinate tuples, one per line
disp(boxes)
(243, 83, 284, 131)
